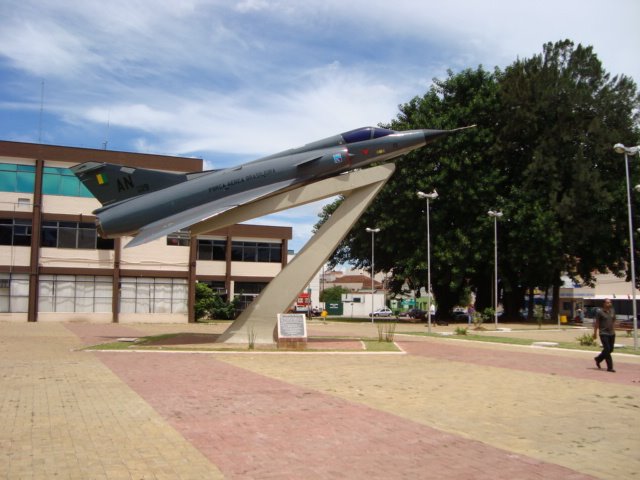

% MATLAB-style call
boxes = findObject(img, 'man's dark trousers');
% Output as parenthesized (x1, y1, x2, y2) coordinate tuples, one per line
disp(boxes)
(596, 333, 615, 370)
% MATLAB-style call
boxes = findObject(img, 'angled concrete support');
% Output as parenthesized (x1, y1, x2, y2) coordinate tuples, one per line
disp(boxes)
(209, 164, 395, 344)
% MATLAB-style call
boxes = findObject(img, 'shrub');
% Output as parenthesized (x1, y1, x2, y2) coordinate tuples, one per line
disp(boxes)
(195, 282, 239, 320)
(577, 333, 596, 346)
(455, 326, 468, 335)
(247, 327, 256, 350)
(377, 322, 397, 342)
(533, 305, 545, 329)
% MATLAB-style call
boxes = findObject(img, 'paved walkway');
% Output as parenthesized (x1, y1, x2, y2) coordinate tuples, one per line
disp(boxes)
(0, 322, 220, 479)
(1, 321, 638, 479)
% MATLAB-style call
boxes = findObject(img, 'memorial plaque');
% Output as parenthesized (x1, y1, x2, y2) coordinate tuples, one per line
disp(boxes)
(277, 313, 307, 339)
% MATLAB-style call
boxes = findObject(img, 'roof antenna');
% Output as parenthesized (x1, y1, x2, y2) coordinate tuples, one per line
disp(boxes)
(38, 80, 45, 143)
(102, 111, 110, 150)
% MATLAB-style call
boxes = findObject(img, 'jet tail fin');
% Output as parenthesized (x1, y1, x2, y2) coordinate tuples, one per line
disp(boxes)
(71, 162, 190, 206)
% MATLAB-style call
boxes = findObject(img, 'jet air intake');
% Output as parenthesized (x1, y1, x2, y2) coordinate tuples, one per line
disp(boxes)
(295, 147, 351, 177)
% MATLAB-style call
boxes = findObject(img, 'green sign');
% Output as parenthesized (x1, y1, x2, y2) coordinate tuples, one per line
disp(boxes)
(326, 302, 343, 315)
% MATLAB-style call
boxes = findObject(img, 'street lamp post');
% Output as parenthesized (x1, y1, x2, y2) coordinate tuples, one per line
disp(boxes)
(614, 143, 640, 350)
(417, 190, 438, 333)
(487, 210, 503, 328)
(366, 227, 380, 323)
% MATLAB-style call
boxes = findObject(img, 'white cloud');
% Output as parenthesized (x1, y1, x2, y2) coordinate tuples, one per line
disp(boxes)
(4, 0, 637, 150)
(73, 60, 409, 161)
(235, 0, 271, 13)
(0, 21, 95, 78)
(257, 0, 640, 80)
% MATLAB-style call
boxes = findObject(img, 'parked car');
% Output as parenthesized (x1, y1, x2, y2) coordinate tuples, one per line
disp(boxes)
(369, 307, 394, 317)
(408, 308, 427, 321)
(453, 310, 470, 322)
(405, 308, 448, 325)
(395, 309, 423, 322)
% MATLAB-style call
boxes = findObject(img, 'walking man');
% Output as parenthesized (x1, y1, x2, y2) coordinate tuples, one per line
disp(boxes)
(594, 298, 616, 372)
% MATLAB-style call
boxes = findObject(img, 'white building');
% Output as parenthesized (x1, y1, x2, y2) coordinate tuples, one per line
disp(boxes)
(559, 272, 640, 319)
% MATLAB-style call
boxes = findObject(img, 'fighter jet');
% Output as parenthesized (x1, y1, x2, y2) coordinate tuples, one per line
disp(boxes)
(71, 125, 474, 248)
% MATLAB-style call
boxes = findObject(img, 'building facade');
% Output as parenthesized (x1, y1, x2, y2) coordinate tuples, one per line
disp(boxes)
(559, 272, 640, 320)
(0, 140, 291, 323)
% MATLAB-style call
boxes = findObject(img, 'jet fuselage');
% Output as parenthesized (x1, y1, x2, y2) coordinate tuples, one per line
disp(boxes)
(72, 125, 473, 247)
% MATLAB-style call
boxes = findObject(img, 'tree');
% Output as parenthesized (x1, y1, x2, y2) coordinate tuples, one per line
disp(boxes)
(314, 40, 639, 321)
(195, 282, 214, 320)
(494, 40, 640, 318)
(320, 285, 350, 303)
(194, 282, 238, 320)
(316, 66, 501, 318)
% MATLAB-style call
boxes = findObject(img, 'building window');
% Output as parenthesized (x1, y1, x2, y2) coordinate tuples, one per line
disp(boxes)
(42, 166, 93, 197)
(120, 277, 188, 314)
(167, 231, 190, 246)
(0, 164, 94, 197)
(234, 281, 268, 311)
(234, 282, 267, 294)
(0, 273, 29, 312)
(38, 275, 113, 313)
(197, 239, 226, 260)
(41, 221, 114, 249)
(0, 218, 32, 246)
(199, 280, 227, 300)
(0, 164, 35, 193)
(231, 241, 281, 263)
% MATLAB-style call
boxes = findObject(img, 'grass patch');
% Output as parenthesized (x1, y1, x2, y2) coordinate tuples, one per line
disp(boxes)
(85, 341, 275, 352)
(135, 333, 180, 345)
(84, 333, 402, 353)
(410, 332, 535, 346)
(195, 319, 233, 324)
(401, 331, 640, 354)
(362, 339, 401, 352)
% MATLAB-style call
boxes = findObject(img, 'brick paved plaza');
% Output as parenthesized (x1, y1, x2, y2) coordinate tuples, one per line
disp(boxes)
(1, 321, 638, 479)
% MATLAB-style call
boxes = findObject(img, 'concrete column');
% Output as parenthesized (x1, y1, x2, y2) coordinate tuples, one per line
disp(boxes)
(213, 164, 396, 344)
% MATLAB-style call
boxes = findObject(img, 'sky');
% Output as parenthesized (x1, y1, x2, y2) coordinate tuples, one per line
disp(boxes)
(1, 0, 639, 252)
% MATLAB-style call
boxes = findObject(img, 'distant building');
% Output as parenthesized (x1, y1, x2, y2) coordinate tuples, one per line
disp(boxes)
(559, 272, 640, 320)
(330, 273, 384, 291)
(0, 140, 291, 323)
(312, 268, 387, 317)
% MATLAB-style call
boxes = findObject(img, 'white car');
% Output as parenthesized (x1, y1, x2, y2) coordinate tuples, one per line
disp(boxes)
(369, 307, 394, 317)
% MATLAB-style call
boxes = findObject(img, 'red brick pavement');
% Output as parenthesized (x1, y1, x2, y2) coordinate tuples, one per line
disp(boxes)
(68, 324, 597, 479)
(96, 351, 594, 480)
(397, 338, 640, 386)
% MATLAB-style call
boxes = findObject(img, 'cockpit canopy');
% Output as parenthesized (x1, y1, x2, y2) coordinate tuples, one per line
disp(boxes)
(341, 127, 395, 144)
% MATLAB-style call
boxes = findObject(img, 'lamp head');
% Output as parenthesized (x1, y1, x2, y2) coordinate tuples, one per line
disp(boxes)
(614, 143, 640, 155)
(366, 227, 380, 233)
(488, 210, 503, 218)
(417, 190, 438, 200)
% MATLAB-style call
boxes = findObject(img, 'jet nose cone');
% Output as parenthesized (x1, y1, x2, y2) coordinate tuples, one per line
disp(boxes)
(421, 129, 452, 144)
(422, 124, 476, 144)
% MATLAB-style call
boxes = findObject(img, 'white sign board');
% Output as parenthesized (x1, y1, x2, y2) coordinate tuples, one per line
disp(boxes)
(277, 313, 307, 339)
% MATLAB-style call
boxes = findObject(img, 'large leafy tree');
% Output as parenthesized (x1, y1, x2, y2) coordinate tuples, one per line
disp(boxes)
(494, 40, 639, 318)
(315, 40, 639, 320)
(317, 66, 501, 317)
